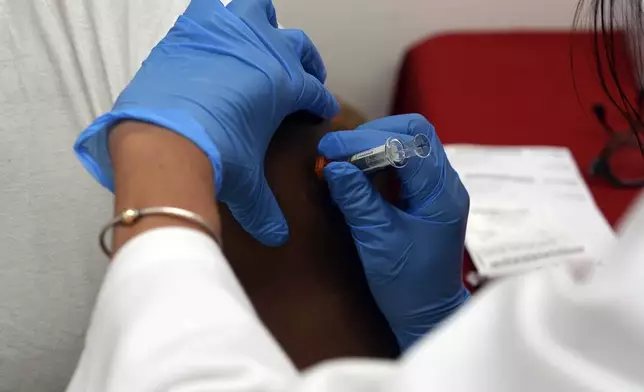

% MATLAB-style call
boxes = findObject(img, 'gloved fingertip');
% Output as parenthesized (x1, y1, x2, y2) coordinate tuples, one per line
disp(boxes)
(318, 66, 328, 84)
(266, 0, 278, 28)
(299, 74, 339, 120)
(251, 204, 290, 246)
(317, 132, 339, 156)
(228, 171, 290, 247)
(323, 161, 362, 181)
(325, 94, 341, 119)
(257, 223, 289, 246)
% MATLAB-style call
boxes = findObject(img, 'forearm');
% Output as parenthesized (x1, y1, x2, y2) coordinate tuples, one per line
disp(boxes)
(109, 121, 222, 255)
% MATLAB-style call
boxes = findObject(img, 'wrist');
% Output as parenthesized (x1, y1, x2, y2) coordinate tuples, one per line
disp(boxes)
(75, 108, 224, 194)
(109, 121, 221, 255)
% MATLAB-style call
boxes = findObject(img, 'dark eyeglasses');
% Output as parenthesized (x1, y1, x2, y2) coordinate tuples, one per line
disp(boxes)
(590, 104, 644, 188)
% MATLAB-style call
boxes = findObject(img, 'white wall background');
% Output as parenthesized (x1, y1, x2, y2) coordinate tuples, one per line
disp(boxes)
(273, 0, 582, 119)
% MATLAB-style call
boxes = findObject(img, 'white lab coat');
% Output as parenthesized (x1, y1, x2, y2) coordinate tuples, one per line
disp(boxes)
(67, 194, 644, 392)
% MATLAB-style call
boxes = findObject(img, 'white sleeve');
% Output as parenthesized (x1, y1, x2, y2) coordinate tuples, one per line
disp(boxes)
(66, 227, 298, 392)
(69, 194, 644, 392)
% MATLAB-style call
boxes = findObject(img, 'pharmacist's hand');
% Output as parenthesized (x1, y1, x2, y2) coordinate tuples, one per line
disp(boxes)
(318, 114, 471, 350)
(74, 0, 338, 246)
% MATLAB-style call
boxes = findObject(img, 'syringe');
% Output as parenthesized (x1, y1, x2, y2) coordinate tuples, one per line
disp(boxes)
(315, 133, 432, 179)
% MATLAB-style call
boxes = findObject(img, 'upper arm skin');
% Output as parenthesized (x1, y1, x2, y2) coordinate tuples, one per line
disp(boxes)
(219, 111, 400, 369)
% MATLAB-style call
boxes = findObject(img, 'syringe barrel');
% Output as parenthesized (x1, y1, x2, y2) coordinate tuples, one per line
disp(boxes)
(314, 133, 432, 179)
(349, 133, 432, 172)
(348, 144, 392, 173)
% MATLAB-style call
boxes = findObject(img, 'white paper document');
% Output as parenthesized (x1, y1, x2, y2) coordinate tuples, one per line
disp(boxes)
(444, 145, 616, 278)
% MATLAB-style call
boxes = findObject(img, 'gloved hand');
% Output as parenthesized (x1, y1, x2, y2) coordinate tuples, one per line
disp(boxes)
(74, 0, 339, 246)
(318, 114, 471, 350)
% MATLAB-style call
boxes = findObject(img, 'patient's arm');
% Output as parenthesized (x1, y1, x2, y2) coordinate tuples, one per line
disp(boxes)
(219, 112, 400, 369)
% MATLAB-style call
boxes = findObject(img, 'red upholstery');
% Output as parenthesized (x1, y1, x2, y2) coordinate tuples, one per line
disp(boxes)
(393, 32, 641, 286)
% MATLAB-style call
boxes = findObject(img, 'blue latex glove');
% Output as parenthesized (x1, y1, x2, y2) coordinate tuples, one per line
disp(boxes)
(318, 114, 471, 350)
(74, 0, 339, 246)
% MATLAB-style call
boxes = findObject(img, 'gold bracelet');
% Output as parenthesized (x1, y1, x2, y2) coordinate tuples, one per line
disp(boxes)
(99, 207, 222, 257)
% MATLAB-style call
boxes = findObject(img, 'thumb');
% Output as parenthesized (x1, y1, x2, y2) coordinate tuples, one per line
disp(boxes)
(323, 161, 390, 228)
(226, 171, 288, 247)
